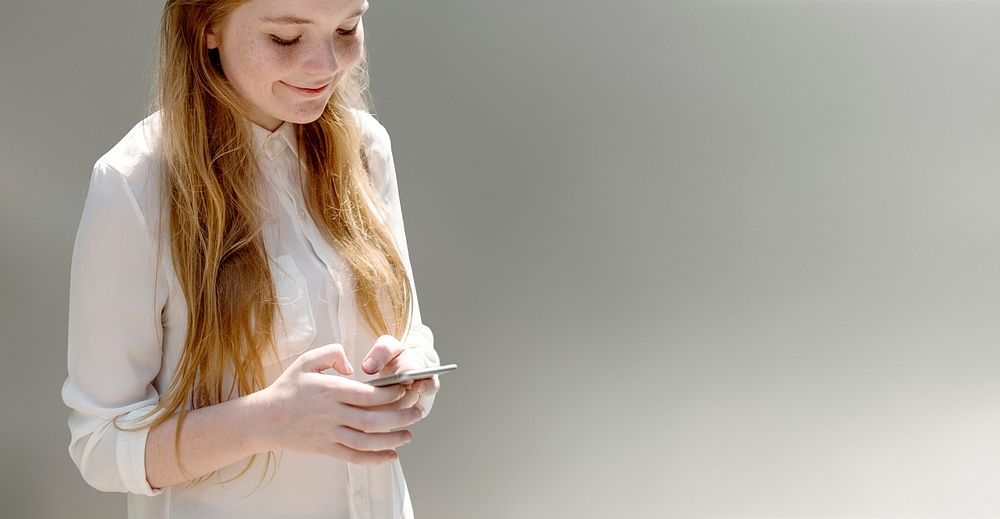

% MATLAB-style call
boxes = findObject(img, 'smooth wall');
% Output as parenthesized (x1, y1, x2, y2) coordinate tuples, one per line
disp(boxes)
(3, 1, 1000, 518)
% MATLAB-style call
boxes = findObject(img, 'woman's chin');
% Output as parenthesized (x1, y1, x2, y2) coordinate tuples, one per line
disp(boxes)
(279, 104, 329, 125)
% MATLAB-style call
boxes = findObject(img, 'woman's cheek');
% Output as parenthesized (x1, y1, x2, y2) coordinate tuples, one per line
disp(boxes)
(227, 34, 271, 85)
(267, 44, 298, 69)
(339, 38, 364, 67)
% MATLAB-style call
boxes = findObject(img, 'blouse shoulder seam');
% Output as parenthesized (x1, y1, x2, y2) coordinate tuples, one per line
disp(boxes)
(93, 160, 158, 257)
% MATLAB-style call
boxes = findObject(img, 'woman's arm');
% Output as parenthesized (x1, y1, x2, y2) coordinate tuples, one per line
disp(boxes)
(63, 160, 168, 495)
(360, 110, 441, 416)
(62, 161, 281, 493)
(143, 391, 275, 489)
(145, 346, 421, 489)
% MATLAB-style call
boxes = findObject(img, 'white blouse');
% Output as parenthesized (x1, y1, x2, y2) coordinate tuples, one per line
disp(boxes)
(61, 108, 440, 519)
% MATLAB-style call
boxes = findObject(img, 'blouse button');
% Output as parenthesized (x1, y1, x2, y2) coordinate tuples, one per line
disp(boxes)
(353, 490, 368, 510)
(265, 138, 282, 158)
(297, 208, 306, 219)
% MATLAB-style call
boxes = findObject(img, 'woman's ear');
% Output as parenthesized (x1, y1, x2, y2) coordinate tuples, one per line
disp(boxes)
(206, 27, 219, 50)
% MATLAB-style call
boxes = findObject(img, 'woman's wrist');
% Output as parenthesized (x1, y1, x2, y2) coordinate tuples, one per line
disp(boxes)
(242, 389, 284, 454)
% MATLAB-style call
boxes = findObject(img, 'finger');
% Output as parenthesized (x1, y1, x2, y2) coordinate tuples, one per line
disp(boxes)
(362, 335, 405, 374)
(298, 343, 353, 375)
(363, 387, 420, 412)
(412, 375, 440, 397)
(324, 443, 398, 465)
(334, 426, 412, 452)
(339, 403, 424, 433)
(414, 401, 427, 419)
(331, 378, 408, 407)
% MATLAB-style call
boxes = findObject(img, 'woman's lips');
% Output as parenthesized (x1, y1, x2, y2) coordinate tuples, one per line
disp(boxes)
(282, 81, 330, 97)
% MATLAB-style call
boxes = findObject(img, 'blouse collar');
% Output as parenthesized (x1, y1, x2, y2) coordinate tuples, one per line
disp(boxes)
(249, 118, 299, 161)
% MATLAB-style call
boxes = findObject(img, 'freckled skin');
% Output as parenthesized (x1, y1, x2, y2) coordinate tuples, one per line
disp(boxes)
(206, 0, 367, 131)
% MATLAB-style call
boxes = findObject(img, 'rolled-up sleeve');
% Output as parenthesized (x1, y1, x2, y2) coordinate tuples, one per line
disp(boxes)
(362, 113, 441, 417)
(61, 160, 165, 496)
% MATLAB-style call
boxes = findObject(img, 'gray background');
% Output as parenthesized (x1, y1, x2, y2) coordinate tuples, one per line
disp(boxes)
(3, 1, 1000, 517)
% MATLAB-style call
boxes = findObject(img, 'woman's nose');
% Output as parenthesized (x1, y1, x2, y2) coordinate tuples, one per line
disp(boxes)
(303, 41, 340, 77)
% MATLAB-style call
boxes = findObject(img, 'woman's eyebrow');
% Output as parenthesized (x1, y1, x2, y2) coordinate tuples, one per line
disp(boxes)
(260, 8, 367, 25)
(260, 16, 313, 25)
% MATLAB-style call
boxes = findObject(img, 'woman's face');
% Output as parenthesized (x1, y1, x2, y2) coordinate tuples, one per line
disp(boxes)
(207, 0, 368, 131)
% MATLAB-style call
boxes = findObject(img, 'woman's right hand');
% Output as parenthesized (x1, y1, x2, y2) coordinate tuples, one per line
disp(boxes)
(255, 343, 423, 465)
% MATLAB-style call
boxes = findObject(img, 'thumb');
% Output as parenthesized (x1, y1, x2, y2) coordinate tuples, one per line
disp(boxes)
(299, 343, 353, 375)
(363, 335, 404, 374)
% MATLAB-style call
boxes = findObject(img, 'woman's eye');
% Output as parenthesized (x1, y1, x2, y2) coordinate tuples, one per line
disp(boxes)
(268, 21, 359, 46)
(338, 21, 361, 36)
(270, 35, 300, 47)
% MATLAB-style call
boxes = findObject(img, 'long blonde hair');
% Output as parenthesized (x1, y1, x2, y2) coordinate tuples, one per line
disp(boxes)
(115, 0, 412, 491)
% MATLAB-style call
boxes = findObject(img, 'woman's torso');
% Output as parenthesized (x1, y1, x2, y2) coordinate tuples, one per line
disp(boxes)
(110, 111, 413, 519)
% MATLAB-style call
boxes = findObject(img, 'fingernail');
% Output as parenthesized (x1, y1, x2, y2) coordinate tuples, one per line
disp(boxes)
(363, 357, 377, 372)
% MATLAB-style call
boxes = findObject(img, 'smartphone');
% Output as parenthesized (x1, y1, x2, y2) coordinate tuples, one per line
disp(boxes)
(367, 364, 459, 387)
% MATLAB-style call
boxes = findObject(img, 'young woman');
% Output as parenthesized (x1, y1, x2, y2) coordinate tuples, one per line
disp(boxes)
(60, 1, 443, 517)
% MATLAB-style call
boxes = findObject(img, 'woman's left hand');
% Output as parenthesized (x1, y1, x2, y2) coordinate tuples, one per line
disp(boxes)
(359, 335, 440, 413)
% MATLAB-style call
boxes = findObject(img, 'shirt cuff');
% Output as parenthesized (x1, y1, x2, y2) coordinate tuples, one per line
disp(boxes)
(115, 405, 165, 496)
(405, 325, 439, 418)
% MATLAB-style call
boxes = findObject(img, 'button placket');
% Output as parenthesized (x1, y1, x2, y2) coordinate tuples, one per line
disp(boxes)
(347, 466, 371, 519)
(291, 206, 344, 294)
(265, 150, 351, 357)
(281, 192, 347, 339)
